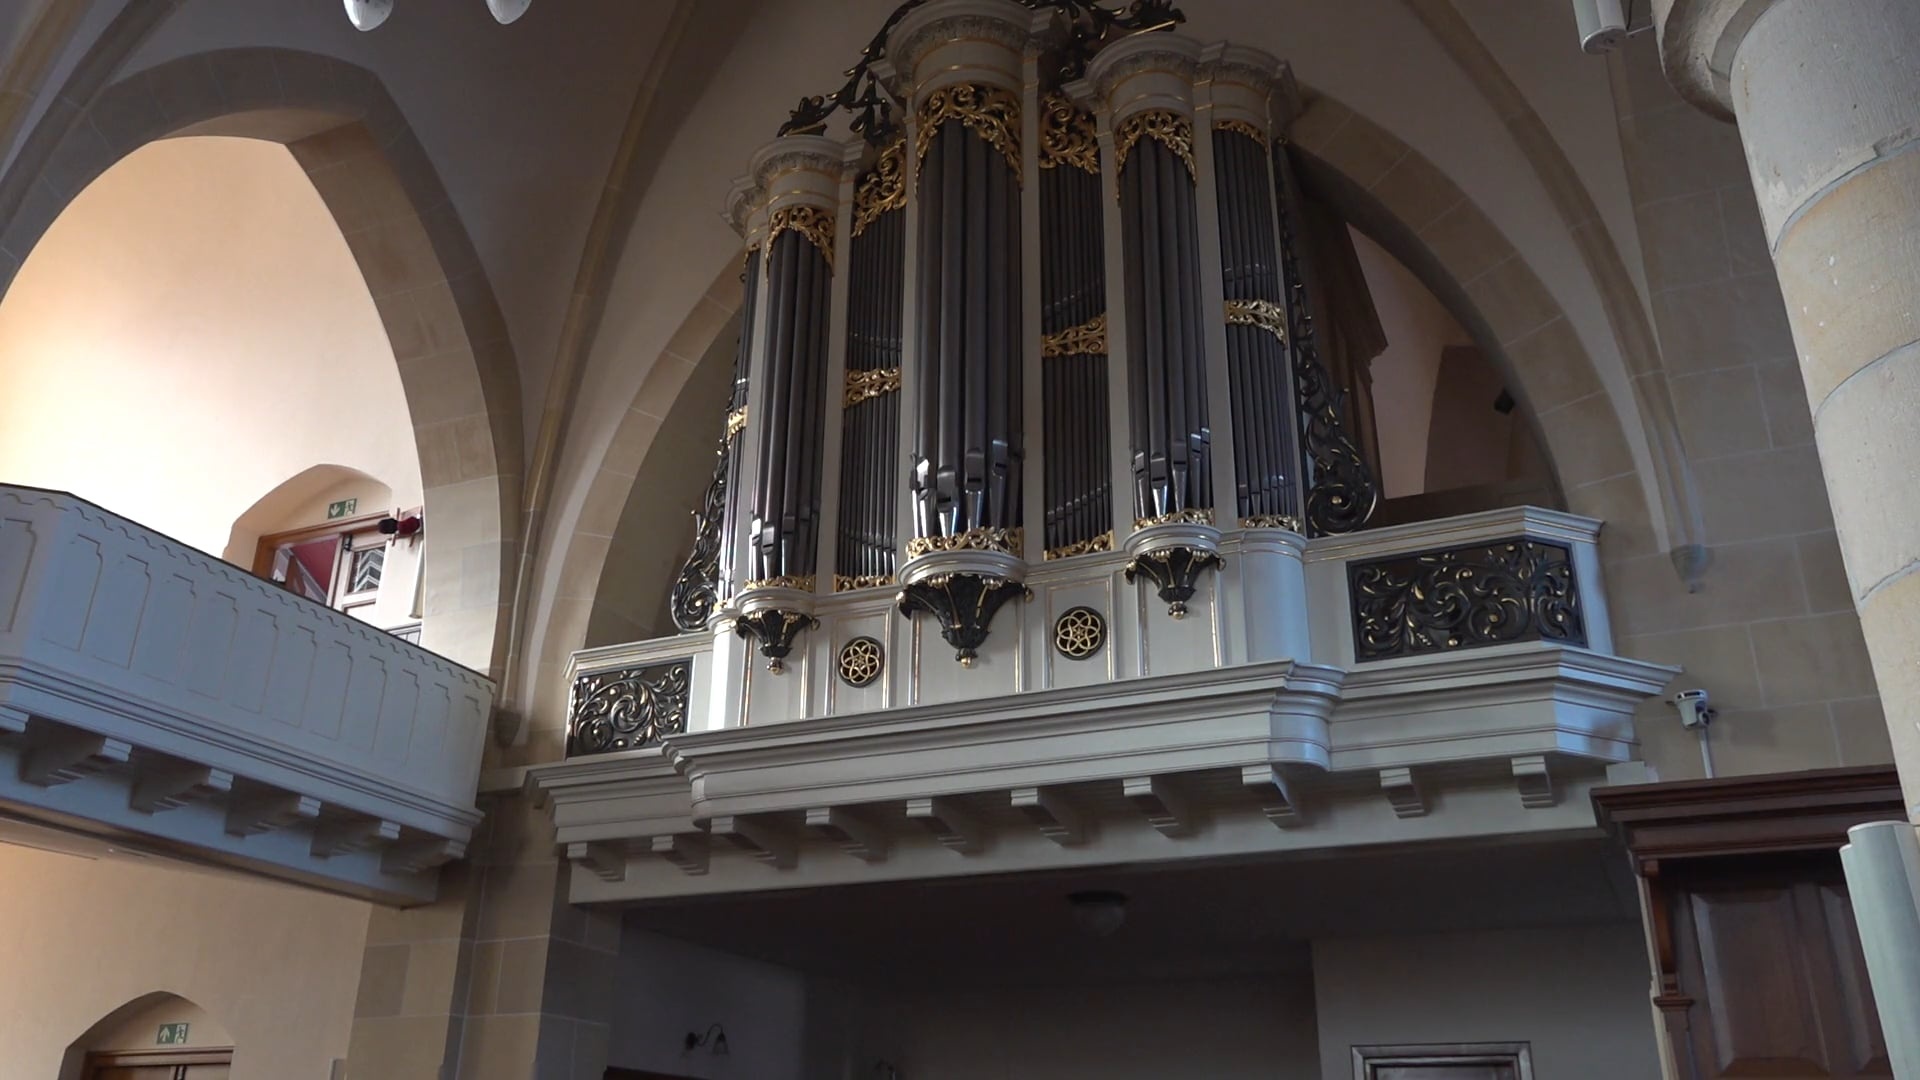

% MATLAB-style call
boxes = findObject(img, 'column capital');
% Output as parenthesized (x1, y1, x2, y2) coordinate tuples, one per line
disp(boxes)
(1651, 0, 1777, 120)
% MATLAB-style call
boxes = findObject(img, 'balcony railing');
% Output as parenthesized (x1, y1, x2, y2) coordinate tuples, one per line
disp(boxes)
(0, 485, 491, 903)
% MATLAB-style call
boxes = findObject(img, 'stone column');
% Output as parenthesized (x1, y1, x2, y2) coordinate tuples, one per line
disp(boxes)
(1654, 0, 1920, 816)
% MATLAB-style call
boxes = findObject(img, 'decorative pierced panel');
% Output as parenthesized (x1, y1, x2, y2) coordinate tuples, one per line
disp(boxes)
(1347, 537, 1586, 661)
(566, 662, 692, 756)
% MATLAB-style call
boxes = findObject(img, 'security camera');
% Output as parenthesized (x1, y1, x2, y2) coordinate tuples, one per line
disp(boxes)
(1573, 0, 1628, 53)
(1673, 689, 1714, 730)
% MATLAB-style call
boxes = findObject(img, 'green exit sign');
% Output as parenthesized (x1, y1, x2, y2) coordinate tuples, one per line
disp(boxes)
(156, 1022, 190, 1045)
(327, 498, 358, 520)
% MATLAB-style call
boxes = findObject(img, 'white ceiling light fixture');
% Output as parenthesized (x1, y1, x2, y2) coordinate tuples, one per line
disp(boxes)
(343, 0, 532, 31)
(486, 0, 534, 25)
(343, 0, 394, 32)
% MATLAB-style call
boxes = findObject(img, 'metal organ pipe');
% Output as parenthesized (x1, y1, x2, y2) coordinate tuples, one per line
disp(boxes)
(1088, 37, 1213, 529)
(669, 0, 1383, 674)
(890, 0, 1032, 665)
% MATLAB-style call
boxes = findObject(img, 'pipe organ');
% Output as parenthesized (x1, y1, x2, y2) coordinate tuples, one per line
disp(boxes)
(670, 0, 1380, 720)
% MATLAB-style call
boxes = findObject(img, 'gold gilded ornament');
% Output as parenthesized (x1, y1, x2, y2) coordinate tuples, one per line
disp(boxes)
(915, 83, 1022, 179)
(1114, 109, 1195, 182)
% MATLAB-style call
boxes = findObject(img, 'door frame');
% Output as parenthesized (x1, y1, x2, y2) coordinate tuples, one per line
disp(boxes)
(1352, 1042, 1535, 1079)
(83, 1047, 234, 1076)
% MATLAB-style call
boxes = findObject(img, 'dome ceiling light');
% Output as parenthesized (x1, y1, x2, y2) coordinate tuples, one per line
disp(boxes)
(343, 0, 531, 31)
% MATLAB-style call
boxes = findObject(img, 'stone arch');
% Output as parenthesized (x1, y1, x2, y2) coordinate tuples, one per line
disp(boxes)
(547, 94, 1671, 711)
(0, 48, 522, 675)
(1290, 91, 1664, 563)
(58, 991, 234, 1080)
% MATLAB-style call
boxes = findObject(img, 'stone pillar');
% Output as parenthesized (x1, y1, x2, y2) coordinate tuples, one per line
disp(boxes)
(1654, 0, 1920, 817)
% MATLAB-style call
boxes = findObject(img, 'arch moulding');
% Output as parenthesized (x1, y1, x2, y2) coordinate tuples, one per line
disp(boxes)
(0, 47, 523, 678)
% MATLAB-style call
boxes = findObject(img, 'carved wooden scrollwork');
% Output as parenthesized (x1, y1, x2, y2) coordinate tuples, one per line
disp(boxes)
(567, 662, 691, 756)
(1348, 537, 1587, 661)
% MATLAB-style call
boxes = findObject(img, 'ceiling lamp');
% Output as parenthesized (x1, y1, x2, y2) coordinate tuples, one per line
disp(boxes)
(343, 0, 393, 31)
(343, 0, 532, 31)
(486, 0, 533, 24)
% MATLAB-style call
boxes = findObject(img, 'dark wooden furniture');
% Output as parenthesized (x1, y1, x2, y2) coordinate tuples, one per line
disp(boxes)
(1595, 767, 1904, 1079)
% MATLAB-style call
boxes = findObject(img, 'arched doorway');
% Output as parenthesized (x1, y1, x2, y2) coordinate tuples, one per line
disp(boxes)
(60, 993, 234, 1080)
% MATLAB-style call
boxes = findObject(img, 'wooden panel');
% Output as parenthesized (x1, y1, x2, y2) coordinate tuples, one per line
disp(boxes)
(1686, 886, 1832, 1075)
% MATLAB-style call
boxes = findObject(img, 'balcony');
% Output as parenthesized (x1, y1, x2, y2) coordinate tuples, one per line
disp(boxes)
(0, 485, 491, 903)
(529, 507, 1675, 902)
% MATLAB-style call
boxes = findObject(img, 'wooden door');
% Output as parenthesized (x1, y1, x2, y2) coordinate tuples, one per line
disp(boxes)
(1666, 855, 1892, 1078)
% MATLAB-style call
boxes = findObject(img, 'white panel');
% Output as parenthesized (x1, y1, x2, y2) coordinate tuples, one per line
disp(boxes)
(1038, 575, 1115, 690)
(823, 610, 892, 717)
(1137, 571, 1218, 678)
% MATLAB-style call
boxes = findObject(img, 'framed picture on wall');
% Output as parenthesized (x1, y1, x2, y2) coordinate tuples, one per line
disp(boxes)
(1352, 1042, 1535, 1080)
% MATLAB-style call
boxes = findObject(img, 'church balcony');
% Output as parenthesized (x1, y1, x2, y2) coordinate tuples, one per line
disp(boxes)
(529, 506, 1675, 903)
(0, 485, 491, 903)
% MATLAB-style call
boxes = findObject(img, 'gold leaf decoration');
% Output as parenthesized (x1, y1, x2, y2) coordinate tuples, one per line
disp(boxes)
(852, 138, 906, 238)
(1214, 118, 1270, 149)
(844, 366, 902, 407)
(725, 407, 749, 440)
(1044, 531, 1115, 561)
(905, 525, 1024, 559)
(1039, 92, 1099, 174)
(1134, 508, 1214, 530)
(1240, 514, 1301, 531)
(834, 573, 895, 592)
(1114, 109, 1195, 182)
(742, 574, 816, 592)
(768, 204, 835, 269)
(1041, 312, 1108, 358)
(915, 83, 1021, 179)
(1224, 298, 1288, 343)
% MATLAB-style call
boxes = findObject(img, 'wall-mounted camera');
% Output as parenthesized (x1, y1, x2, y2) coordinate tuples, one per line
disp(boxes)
(1672, 688, 1714, 730)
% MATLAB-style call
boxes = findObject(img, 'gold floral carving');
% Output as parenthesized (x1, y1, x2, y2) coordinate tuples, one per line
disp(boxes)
(1240, 514, 1301, 531)
(1224, 298, 1288, 343)
(915, 83, 1022, 179)
(725, 407, 749, 440)
(1214, 118, 1270, 149)
(768, 204, 836, 270)
(905, 525, 1024, 559)
(1044, 531, 1114, 561)
(834, 573, 895, 592)
(1133, 508, 1214, 530)
(1041, 312, 1108, 358)
(1114, 109, 1195, 182)
(852, 139, 907, 238)
(742, 574, 816, 592)
(1039, 92, 1099, 174)
(844, 366, 902, 407)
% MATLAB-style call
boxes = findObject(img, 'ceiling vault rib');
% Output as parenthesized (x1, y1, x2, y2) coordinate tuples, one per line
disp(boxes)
(497, 0, 705, 733)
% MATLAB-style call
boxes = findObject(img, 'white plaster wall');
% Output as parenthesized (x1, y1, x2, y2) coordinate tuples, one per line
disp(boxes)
(0, 135, 422, 556)
(0, 843, 368, 1080)
(607, 930, 809, 1080)
(853, 975, 1321, 1080)
(121, 0, 674, 447)
(1354, 227, 1474, 499)
(1313, 923, 1662, 1080)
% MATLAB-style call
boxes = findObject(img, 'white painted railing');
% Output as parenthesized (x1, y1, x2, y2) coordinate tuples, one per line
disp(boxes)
(0, 485, 492, 903)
